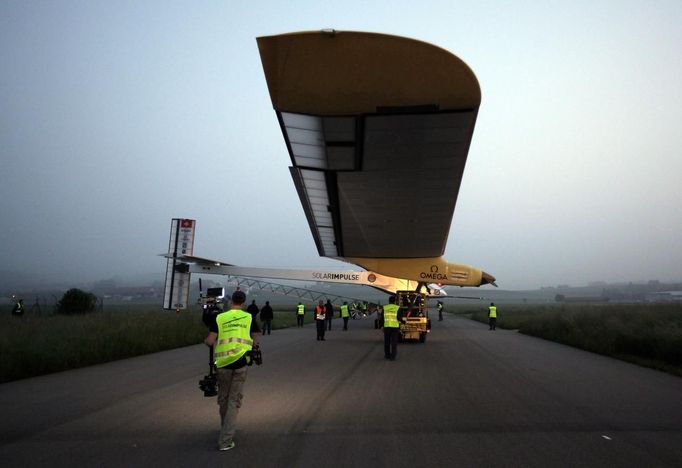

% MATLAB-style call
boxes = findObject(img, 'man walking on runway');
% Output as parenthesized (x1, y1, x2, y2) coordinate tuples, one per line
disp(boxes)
(382, 296, 402, 360)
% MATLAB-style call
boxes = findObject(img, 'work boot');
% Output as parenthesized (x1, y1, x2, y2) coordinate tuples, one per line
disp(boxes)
(219, 441, 236, 451)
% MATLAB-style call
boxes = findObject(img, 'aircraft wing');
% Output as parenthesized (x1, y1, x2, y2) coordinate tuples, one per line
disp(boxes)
(257, 31, 481, 259)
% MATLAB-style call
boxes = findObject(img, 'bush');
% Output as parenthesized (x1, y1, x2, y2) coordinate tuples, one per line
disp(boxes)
(56, 288, 98, 314)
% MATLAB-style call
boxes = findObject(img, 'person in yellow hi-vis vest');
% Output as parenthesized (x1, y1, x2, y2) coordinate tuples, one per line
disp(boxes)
(488, 302, 497, 330)
(340, 301, 350, 330)
(296, 302, 305, 328)
(381, 295, 403, 361)
(205, 290, 260, 451)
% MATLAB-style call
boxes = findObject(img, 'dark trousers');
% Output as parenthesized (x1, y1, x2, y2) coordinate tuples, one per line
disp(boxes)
(316, 319, 326, 340)
(384, 327, 399, 360)
(489, 317, 497, 330)
(262, 319, 272, 335)
(438, 310, 443, 321)
(326, 317, 332, 330)
(297, 315, 304, 327)
(343, 316, 349, 330)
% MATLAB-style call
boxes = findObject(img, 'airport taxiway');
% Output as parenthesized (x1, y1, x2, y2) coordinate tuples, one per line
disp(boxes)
(1, 313, 681, 467)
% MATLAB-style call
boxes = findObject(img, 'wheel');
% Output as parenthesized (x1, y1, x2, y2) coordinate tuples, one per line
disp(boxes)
(419, 332, 427, 343)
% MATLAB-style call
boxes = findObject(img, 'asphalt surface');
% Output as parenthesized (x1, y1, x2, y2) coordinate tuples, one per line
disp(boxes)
(1, 313, 681, 468)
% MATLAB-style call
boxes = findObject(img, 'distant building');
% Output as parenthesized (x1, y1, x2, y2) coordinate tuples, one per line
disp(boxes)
(644, 291, 682, 303)
(562, 296, 610, 304)
(588, 281, 607, 287)
(102, 286, 161, 302)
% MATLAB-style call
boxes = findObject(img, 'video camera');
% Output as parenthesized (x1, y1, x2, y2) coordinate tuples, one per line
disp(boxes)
(246, 345, 263, 366)
(200, 287, 224, 304)
(198, 344, 262, 397)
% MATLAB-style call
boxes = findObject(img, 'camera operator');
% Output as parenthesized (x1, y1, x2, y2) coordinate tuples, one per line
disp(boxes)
(204, 290, 260, 451)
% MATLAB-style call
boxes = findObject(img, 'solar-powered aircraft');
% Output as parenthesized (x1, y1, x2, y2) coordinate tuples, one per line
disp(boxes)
(163, 30, 496, 310)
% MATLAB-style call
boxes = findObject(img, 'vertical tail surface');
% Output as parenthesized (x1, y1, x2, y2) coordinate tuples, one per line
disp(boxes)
(163, 218, 196, 309)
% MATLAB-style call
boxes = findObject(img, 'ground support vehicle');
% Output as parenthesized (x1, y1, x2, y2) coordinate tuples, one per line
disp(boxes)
(397, 290, 431, 343)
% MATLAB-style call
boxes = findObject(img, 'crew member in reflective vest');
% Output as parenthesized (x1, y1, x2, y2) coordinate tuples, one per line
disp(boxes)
(437, 301, 444, 321)
(296, 302, 305, 328)
(204, 290, 260, 451)
(382, 295, 402, 361)
(315, 299, 326, 341)
(341, 301, 350, 330)
(488, 302, 497, 331)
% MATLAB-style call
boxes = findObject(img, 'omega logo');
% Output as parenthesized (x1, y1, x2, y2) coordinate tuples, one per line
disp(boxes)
(420, 265, 448, 281)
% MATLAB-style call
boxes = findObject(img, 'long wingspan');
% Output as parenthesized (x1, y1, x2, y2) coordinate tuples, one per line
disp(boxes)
(258, 30, 481, 259)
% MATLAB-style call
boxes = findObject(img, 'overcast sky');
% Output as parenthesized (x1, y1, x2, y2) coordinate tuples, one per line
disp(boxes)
(1, 0, 680, 291)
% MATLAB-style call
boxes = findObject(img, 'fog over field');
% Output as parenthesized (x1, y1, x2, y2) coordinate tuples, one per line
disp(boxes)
(1, 1, 681, 291)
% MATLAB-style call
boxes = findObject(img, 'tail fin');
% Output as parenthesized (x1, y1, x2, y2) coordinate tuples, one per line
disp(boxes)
(163, 218, 196, 310)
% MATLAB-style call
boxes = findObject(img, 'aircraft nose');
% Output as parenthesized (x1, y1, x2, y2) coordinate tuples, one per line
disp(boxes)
(481, 271, 497, 287)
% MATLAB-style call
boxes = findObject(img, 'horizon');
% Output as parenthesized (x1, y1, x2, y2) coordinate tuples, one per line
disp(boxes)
(2, 1, 681, 291)
(2, 268, 681, 298)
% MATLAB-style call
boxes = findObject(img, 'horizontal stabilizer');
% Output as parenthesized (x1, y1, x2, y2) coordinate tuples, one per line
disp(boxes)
(174, 254, 234, 267)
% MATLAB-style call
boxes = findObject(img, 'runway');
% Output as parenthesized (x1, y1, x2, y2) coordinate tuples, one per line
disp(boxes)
(1, 313, 681, 467)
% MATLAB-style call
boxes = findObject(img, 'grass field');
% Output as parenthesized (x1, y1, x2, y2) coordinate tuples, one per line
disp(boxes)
(0, 304, 309, 383)
(461, 303, 682, 376)
(4, 302, 680, 382)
